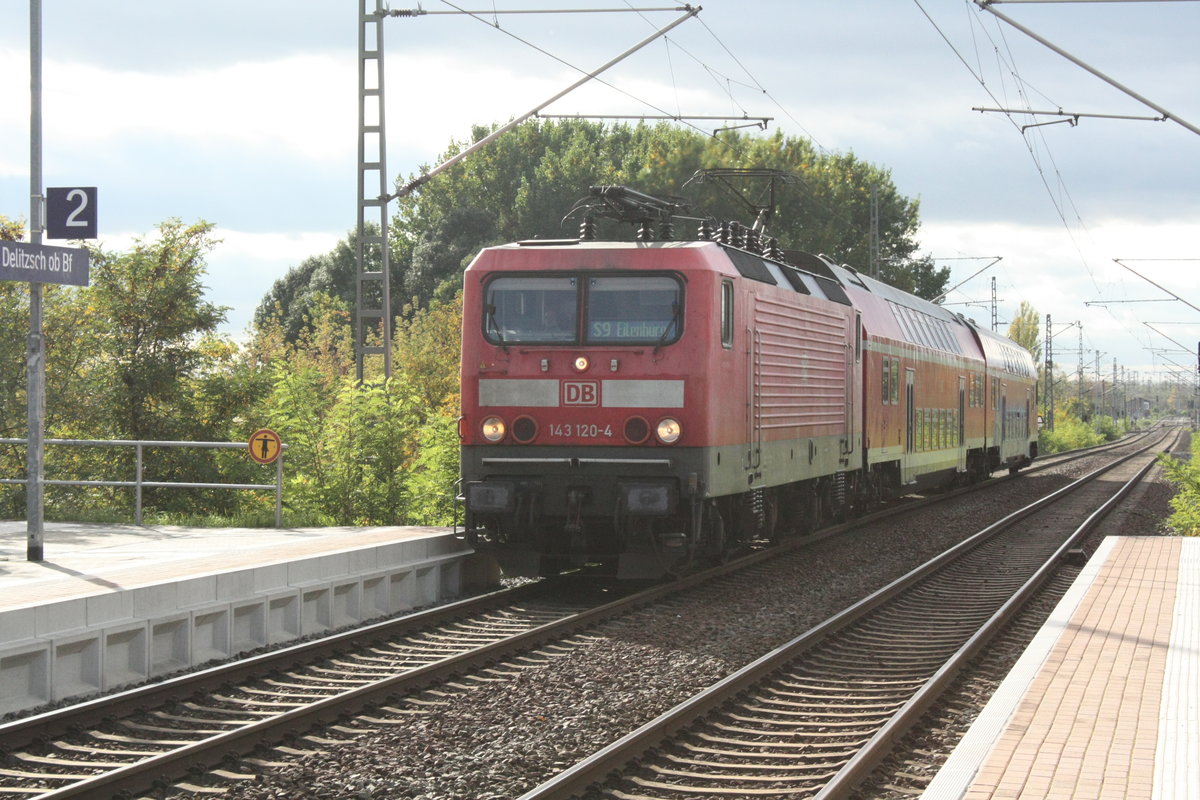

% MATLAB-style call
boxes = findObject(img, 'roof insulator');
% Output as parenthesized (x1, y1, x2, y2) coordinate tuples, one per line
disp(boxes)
(579, 215, 596, 241)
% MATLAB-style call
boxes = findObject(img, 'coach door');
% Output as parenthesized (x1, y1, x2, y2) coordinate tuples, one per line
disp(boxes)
(1026, 388, 1033, 439)
(999, 385, 1009, 457)
(842, 341, 855, 459)
(902, 368, 916, 483)
(958, 375, 967, 470)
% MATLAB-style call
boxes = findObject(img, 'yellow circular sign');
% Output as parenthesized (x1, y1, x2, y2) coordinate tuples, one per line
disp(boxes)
(247, 428, 282, 465)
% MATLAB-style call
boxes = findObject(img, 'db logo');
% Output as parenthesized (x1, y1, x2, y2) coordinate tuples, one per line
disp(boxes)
(562, 380, 599, 406)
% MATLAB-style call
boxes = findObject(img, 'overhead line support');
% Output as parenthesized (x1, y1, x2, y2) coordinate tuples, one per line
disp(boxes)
(1113, 259, 1200, 316)
(386, 6, 694, 16)
(974, 0, 1200, 137)
(390, 5, 701, 201)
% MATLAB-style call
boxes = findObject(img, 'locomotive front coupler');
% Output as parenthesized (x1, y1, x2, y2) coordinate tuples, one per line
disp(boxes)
(564, 488, 588, 535)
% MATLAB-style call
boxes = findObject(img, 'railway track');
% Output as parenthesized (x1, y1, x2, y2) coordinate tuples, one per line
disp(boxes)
(0, 584, 610, 799)
(521, 427, 1176, 800)
(0, 431, 1167, 799)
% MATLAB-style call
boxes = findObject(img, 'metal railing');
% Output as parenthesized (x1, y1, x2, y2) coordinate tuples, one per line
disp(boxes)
(0, 438, 287, 527)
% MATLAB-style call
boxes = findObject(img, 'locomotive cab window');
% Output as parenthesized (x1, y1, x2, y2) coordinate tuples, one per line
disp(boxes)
(720, 280, 734, 348)
(482, 273, 682, 346)
(854, 313, 862, 362)
(585, 275, 683, 345)
(484, 276, 579, 344)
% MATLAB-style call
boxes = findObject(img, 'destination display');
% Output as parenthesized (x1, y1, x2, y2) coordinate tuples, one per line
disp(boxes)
(0, 240, 90, 286)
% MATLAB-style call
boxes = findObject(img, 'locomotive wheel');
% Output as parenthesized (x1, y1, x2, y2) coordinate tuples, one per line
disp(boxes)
(762, 490, 779, 540)
(701, 503, 728, 563)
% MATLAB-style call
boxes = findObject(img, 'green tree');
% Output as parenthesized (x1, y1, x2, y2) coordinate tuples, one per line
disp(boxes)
(0, 214, 23, 242)
(405, 400, 462, 525)
(264, 120, 941, 338)
(83, 219, 228, 441)
(1007, 301, 1042, 363)
(253, 226, 391, 344)
(393, 293, 463, 411)
(52, 220, 233, 515)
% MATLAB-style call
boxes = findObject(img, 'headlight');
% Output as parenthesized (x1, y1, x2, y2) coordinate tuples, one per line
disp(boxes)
(481, 416, 506, 442)
(573, 355, 590, 372)
(656, 417, 681, 444)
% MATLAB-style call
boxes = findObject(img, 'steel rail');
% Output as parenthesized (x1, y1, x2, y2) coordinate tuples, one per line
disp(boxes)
(7, 551, 795, 798)
(813, 429, 1176, 798)
(0, 581, 543, 748)
(516, 427, 1173, 799)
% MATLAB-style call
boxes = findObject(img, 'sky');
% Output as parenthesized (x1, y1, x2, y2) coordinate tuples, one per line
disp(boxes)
(2, 0, 1198, 391)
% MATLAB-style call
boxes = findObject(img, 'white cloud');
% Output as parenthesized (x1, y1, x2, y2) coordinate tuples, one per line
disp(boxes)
(920, 216, 1200, 376)
(2, 45, 730, 182)
(381, 52, 736, 164)
(210, 228, 342, 263)
(0, 50, 357, 163)
(205, 228, 343, 333)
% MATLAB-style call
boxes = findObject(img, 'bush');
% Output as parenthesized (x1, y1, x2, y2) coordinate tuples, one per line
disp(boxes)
(1039, 411, 1104, 454)
(1160, 433, 1200, 536)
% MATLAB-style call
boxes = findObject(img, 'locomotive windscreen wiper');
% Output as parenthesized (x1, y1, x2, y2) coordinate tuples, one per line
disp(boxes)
(654, 302, 681, 351)
(485, 304, 507, 345)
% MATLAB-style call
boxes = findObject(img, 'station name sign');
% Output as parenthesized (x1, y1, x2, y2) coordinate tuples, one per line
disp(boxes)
(0, 240, 90, 287)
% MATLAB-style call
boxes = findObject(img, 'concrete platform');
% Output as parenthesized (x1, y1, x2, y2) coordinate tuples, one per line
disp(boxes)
(0, 521, 477, 716)
(922, 536, 1199, 799)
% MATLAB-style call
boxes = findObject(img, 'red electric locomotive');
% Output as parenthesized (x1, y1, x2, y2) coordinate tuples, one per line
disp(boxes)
(459, 187, 1037, 578)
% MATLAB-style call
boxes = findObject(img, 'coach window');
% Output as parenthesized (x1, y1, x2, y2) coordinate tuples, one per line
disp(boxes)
(891, 359, 900, 405)
(721, 280, 734, 348)
(882, 357, 891, 404)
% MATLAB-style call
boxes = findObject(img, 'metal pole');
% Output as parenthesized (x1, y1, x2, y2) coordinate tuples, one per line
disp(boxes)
(1044, 313, 1054, 431)
(356, 0, 393, 382)
(275, 451, 284, 528)
(135, 443, 143, 525)
(1077, 324, 1083, 413)
(990, 277, 997, 332)
(1112, 358, 1118, 420)
(27, 0, 45, 562)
